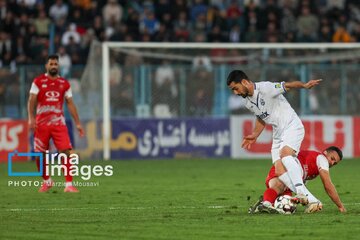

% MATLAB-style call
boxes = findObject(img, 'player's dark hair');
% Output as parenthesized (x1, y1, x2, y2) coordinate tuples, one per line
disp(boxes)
(47, 54, 59, 62)
(227, 70, 249, 85)
(326, 146, 343, 160)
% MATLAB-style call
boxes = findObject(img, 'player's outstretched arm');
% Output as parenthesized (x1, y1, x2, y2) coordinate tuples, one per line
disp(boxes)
(65, 97, 85, 137)
(284, 79, 322, 92)
(241, 117, 265, 149)
(319, 169, 346, 213)
(27, 93, 37, 131)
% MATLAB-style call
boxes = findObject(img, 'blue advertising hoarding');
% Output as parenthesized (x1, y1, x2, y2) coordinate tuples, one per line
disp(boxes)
(112, 118, 230, 159)
(74, 118, 230, 159)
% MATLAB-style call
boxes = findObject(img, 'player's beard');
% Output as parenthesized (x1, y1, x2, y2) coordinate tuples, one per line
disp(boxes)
(238, 89, 249, 98)
(48, 68, 58, 77)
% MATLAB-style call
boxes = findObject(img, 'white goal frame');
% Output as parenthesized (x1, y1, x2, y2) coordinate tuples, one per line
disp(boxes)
(101, 42, 360, 160)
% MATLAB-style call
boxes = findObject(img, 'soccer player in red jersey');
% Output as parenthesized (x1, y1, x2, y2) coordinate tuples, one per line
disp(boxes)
(249, 146, 346, 213)
(27, 55, 85, 193)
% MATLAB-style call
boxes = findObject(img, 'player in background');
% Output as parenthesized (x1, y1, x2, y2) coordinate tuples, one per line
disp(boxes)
(227, 70, 322, 206)
(249, 146, 346, 214)
(28, 55, 85, 193)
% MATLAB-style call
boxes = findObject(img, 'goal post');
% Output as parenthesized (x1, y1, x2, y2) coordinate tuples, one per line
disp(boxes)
(102, 42, 111, 160)
(97, 42, 360, 160)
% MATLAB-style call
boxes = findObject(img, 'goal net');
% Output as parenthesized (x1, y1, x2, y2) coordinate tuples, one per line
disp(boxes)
(77, 42, 360, 160)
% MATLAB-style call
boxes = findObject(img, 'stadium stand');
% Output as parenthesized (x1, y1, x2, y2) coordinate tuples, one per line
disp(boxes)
(1, 0, 360, 66)
(1, 0, 360, 118)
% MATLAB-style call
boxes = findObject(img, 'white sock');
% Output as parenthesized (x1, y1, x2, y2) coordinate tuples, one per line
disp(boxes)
(304, 187, 319, 203)
(278, 173, 296, 193)
(281, 156, 306, 195)
(65, 182, 73, 187)
(263, 201, 272, 207)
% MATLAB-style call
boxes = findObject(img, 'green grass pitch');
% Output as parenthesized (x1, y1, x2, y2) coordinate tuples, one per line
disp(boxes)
(1, 158, 360, 240)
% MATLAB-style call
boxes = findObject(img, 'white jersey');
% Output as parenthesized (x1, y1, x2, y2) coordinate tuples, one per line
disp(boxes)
(244, 81, 301, 133)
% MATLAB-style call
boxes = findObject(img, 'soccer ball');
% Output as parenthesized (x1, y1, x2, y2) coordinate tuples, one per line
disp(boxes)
(274, 195, 297, 214)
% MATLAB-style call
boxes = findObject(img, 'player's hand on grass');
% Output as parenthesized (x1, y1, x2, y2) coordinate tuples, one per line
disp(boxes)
(241, 134, 257, 149)
(76, 124, 85, 137)
(304, 79, 322, 89)
(338, 206, 347, 213)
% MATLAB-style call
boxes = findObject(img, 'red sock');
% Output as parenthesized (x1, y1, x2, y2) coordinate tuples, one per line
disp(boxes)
(283, 189, 292, 197)
(263, 188, 278, 205)
(62, 158, 73, 182)
(36, 156, 49, 180)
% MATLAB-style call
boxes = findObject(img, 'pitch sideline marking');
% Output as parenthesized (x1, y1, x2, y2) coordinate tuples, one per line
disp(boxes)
(3, 203, 360, 212)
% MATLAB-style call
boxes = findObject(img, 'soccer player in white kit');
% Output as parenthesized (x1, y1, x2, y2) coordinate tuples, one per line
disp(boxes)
(227, 70, 322, 208)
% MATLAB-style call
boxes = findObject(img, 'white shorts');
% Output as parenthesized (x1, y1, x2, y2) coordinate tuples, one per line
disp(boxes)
(271, 118, 305, 163)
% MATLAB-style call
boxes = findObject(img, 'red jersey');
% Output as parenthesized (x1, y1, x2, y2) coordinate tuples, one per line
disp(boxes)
(266, 150, 329, 187)
(297, 150, 329, 181)
(30, 74, 72, 126)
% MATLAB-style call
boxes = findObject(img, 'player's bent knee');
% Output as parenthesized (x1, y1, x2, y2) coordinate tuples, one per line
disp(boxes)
(268, 178, 286, 194)
(279, 146, 296, 159)
(279, 152, 291, 159)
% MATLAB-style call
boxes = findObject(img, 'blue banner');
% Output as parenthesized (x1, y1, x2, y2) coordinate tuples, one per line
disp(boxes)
(74, 118, 230, 159)
(112, 118, 230, 159)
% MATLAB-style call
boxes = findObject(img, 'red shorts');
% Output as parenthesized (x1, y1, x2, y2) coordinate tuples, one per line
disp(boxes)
(34, 125, 72, 152)
(265, 166, 276, 189)
(265, 166, 293, 196)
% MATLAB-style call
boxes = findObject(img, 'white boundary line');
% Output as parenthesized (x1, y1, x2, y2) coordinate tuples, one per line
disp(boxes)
(3, 203, 360, 212)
